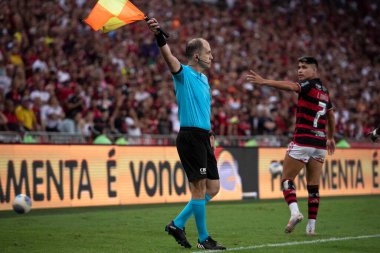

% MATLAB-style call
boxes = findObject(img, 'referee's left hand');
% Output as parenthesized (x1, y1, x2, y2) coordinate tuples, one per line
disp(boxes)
(146, 18, 161, 35)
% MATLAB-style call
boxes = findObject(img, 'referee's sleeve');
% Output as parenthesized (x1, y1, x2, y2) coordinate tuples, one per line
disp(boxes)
(172, 65, 183, 75)
(172, 65, 184, 83)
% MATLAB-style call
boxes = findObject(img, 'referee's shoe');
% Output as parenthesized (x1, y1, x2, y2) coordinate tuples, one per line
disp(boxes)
(165, 221, 192, 248)
(197, 236, 226, 250)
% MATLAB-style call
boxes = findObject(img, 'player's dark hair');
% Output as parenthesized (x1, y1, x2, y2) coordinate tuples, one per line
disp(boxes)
(298, 56, 318, 68)
(185, 38, 204, 59)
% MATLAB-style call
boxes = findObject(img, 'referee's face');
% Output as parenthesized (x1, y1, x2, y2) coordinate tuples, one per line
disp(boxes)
(297, 62, 317, 81)
(198, 40, 213, 69)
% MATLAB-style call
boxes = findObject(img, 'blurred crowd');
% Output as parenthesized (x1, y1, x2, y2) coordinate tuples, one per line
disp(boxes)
(0, 0, 379, 141)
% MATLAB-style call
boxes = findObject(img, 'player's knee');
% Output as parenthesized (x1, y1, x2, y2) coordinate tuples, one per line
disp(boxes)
(282, 179, 295, 191)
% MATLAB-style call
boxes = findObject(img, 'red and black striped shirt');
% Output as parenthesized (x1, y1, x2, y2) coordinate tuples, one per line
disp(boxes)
(293, 78, 333, 149)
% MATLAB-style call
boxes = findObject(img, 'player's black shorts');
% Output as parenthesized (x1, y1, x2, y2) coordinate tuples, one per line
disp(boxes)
(176, 127, 219, 182)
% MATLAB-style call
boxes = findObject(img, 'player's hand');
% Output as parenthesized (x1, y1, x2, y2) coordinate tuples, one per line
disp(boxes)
(146, 18, 161, 35)
(326, 138, 335, 155)
(246, 70, 266, 85)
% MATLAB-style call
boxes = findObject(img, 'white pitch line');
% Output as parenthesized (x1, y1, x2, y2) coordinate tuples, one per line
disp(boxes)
(192, 234, 380, 253)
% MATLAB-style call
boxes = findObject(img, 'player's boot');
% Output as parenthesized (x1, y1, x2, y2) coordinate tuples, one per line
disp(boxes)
(285, 212, 304, 233)
(196, 236, 226, 250)
(165, 221, 192, 248)
(306, 222, 316, 235)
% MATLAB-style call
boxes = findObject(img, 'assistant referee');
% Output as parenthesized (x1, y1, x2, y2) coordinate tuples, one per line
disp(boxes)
(147, 18, 226, 250)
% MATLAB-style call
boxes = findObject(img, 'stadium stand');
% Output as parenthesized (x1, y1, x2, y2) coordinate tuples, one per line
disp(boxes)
(0, 0, 379, 145)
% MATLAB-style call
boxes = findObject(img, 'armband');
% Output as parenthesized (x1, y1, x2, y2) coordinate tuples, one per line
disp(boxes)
(155, 32, 167, 47)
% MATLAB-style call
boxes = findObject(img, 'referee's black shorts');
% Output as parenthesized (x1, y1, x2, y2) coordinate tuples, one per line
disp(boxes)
(176, 127, 219, 182)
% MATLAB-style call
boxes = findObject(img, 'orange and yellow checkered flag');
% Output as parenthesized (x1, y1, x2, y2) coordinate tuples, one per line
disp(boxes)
(84, 0, 145, 32)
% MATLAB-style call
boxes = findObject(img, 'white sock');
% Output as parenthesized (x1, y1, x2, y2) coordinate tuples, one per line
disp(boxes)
(308, 219, 316, 227)
(289, 202, 300, 216)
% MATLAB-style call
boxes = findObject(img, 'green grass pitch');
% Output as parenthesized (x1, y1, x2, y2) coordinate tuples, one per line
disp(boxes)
(1, 195, 380, 253)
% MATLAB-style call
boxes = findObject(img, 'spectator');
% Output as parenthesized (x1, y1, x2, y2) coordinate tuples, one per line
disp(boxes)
(111, 108, 128, 134)
(15, 97, 39, 131)
(64, 84, 85, 120)
(40, 96, 65, 132)
(59, 111, 81, 134)
(5, 79, 23, 105)
(78, 111, 94, 138)
(0, 103, 7, 131)
(93, 109, 111, 135)
(126, 109, 142, 137)
(2, 100, 22, 131)
(157, 107, 172, 135)
(29, 76, 50, 104)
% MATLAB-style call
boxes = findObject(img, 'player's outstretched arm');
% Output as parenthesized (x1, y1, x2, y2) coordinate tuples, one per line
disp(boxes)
(326, 109, 336, 155)
(246, 70, 300, 92)
(147, 18, 180, 73)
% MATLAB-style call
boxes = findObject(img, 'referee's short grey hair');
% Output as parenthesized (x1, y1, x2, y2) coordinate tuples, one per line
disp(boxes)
(185, 38, 205, 59)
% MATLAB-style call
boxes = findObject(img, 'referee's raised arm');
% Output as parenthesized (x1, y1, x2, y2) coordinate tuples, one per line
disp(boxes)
(146, 18, 181, 73)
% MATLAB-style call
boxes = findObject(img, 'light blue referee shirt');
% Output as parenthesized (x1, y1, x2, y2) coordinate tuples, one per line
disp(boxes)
(172, 64, 211, 131)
